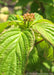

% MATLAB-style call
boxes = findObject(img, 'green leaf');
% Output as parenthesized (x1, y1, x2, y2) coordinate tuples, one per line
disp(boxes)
(27, 47, 39, 72)
(0, 28, 35, 75)
(35, 35, 54, 60)
(34, 13, 43, 22)
(46, 46, 54, 60)
(0, 22, 9, 33)
(0, 20, 22, 33)
(28, 47, 39, 64)
(0, 15, 23, 33)
(51, 66, 54, 72)
(30, 13, 43, 26)
(43, 62, 50, 69)
(32, 19, 54, 46)
(7, 14, 17, 21)
(8, 14, 23, 21)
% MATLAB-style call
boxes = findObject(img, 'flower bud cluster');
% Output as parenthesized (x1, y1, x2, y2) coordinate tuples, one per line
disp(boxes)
(23, 12, 35, 21)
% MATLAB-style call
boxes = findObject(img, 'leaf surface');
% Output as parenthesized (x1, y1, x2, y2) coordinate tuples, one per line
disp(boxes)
(0, 28, 35, 75)
(33, 19, 54, 46)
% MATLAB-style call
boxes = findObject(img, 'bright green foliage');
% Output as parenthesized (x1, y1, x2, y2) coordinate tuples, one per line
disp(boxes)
(0, 22, 9, 33)
(0, 21, 19, 33)
(28, 47, 39, 65)
(27, 47, 39, 72)
(46, 46, 53, 60)
(35, 37, 53, 60)
(34, 13, 43, 22)
(43, 62, 51, 69)
(0, 28, 35, 75)
(27, 45, 53, 72)
(33, 19, 54, 46)
(51, 66, 54, 72)
(31, 13, 43, 26)
(7, 15, 17, 21)
(0, 15, 23, 33)
(0, 13, 54, 74)
(27, 36, 53, 72)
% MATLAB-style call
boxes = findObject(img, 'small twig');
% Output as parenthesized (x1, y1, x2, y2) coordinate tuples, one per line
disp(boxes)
(35, 39, 44, 45)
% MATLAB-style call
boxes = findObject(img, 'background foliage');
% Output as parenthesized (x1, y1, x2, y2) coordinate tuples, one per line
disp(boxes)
(0, 0, 54, 22)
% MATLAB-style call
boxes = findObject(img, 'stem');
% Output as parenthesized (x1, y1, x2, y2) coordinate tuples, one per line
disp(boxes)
(35, 39, 44, 45)
(53, 47, 54, 61)
(27, 21, 30, 28)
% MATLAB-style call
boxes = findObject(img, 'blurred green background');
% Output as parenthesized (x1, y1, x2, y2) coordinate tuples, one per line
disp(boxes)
(0, 0, 54, 22)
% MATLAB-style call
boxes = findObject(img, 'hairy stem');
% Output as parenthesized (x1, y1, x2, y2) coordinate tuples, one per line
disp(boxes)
(35, 39, 44, 45)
